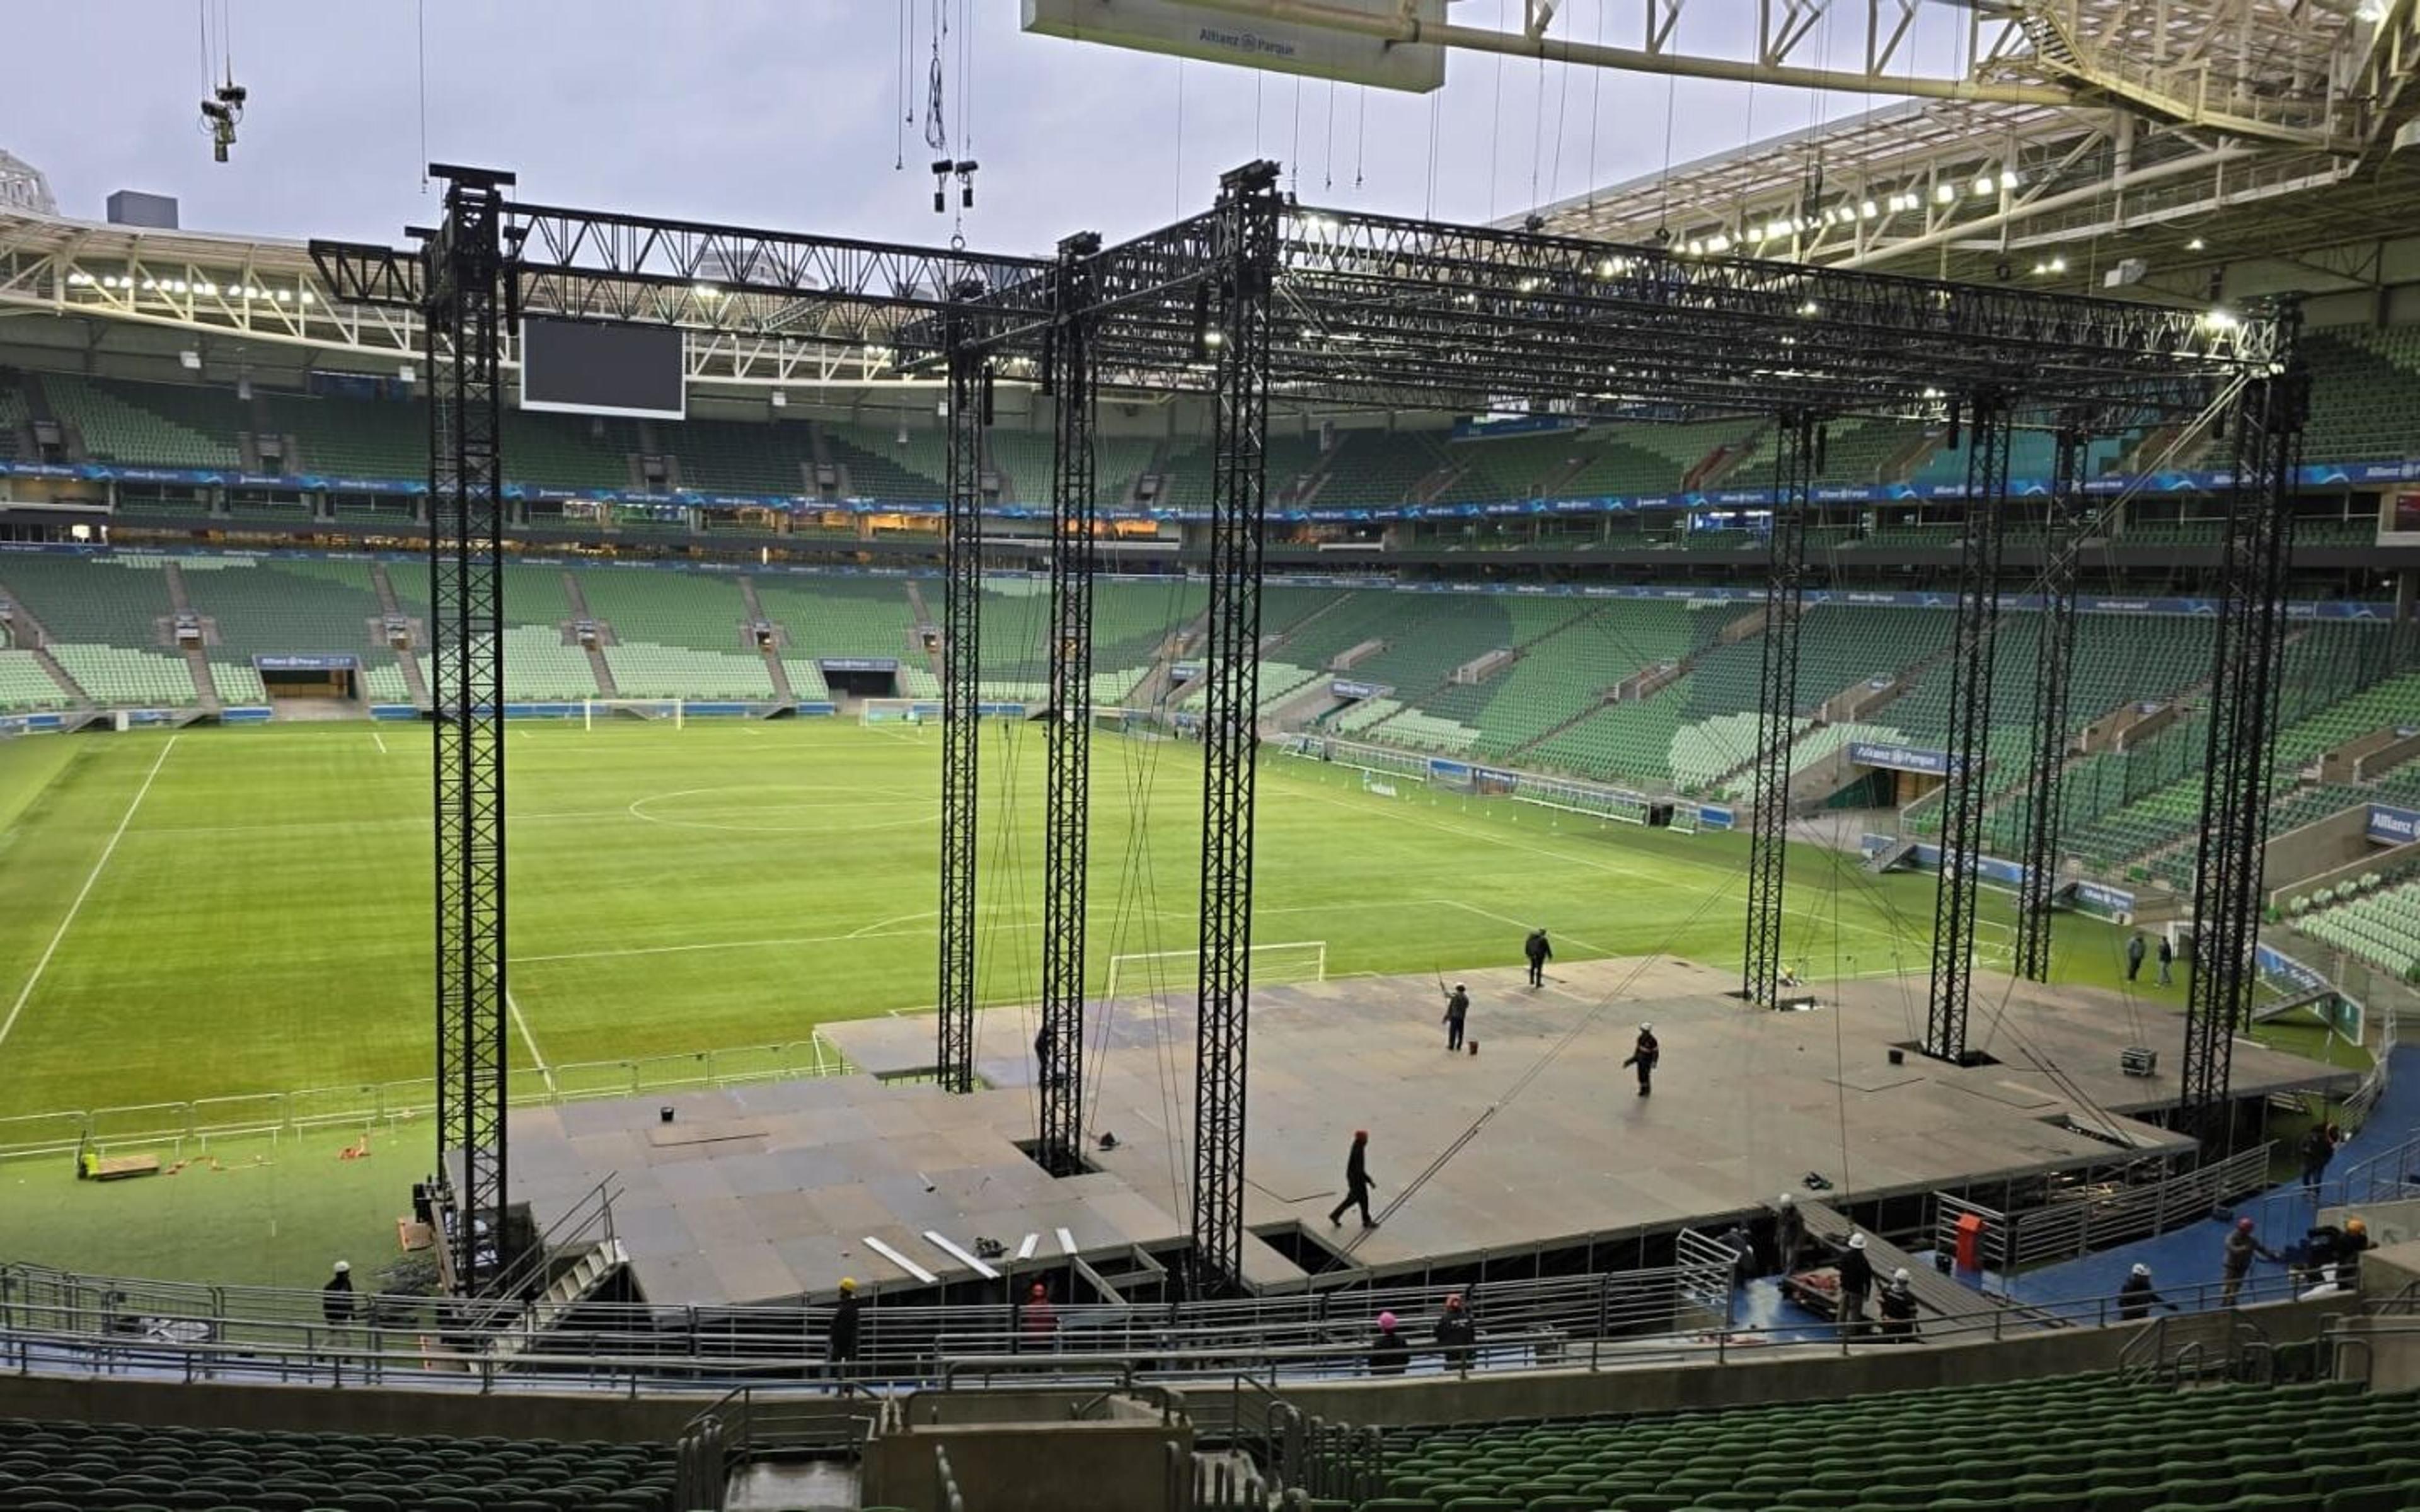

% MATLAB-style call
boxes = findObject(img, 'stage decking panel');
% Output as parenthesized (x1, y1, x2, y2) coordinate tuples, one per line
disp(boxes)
(509, 959, 2351, 1306)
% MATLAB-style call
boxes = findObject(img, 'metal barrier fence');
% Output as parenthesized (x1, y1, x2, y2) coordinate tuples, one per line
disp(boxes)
(0, 1034, 849, 1162)
(0, 1269, 2317, 1400)
(1932, 1143, 2273, 1274)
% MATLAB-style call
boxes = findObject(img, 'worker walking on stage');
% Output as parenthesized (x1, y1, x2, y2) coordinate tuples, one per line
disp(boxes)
(1328, 1130, 1378, 1229)
(2117, 1263, 2173, 1321)
(2126, 932, 2147, 982)
(1524, 929, 1552, 988)
(2157, 934, 2175, 986)
(2221, 1216, 2279, 1305)
(1622, 1023, 1660, 1096)
(1835, 1232, 1874, 1336)
(1442, 982, 1470, 1052)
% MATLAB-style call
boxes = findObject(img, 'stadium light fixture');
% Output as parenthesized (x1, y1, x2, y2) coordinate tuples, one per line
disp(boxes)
(1934, 183, 1956, 205)
(1707, 234, 1731, 253)
(769, 389, 787, 408)
(2200, 309, 2240, 331)
(179, 349, 202, 370)
(2000, 170, 2020, 192)
(2186, 236, 2207, 251)
(692, 283, 722, 300)
(1860, 200, 1879, 219)
(1971, 175, 1996, 197)
(397, 363, 415, 384)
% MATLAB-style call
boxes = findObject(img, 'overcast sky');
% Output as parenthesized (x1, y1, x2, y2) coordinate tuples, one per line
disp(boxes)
(5, 2, 1957, 252)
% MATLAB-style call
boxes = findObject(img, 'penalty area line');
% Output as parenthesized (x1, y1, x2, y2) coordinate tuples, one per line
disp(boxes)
(0, 735, 180, 1054)
(503, 980, 557, 1096)
(372, 731, 389, 755)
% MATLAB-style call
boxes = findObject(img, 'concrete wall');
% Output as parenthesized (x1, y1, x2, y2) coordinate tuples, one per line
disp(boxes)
(0, 1373, 705, 1442)
(863, 1416, 1192, 1512)
(2262, 808, 2379, 907)
(2336, 1239, 2420, 1392)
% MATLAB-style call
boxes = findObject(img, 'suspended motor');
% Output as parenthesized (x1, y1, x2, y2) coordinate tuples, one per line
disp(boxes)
(200, 78, 248, 163)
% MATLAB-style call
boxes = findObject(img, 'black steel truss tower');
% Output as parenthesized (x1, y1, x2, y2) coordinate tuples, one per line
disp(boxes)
(2182, 336, 2308, 1143)
(423, 166, 514, 1290)
(936, 309, 988, 1095)
(1038, 232, 1102, 1174)
(1923, 394, 2015, 1064)
(1741, 412, 1816, 1009)
(2013, 423, 2090, 983)
(1189, 162, 1282, 1294)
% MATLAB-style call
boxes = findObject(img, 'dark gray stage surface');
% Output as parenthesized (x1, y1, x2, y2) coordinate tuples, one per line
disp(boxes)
(507, 958, 2353, 1307)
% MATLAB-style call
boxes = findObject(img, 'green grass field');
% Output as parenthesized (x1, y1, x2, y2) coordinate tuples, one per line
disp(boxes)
(0, 718, 2351, 1283)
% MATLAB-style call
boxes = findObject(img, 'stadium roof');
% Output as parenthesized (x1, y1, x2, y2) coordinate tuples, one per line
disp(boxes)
(1518, 0, 2420, 302)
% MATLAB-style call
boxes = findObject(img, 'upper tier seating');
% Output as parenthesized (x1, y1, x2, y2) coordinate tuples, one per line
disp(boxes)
(44, 375, 243, 470)
(0, 650, 69, 711)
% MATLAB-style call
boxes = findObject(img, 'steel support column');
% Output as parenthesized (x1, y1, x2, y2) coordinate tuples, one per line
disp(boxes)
(1038, 232, 1102, 1174)
(1189, 161, 1282, 1294)
(424, 166, 514, 1292)
(936, 304, 988, 1095)
(1923, 394, 2014, 1064)
(2013, 421, 2089, 983)
(1741, 411, 1816, 1009)
(2182, 319, 2307, 1143)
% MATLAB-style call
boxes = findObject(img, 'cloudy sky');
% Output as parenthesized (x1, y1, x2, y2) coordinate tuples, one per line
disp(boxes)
(6, 2, 1958, 251)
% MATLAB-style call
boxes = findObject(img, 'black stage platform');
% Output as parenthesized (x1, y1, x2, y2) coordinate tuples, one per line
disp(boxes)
(506, 958, 2352, 1307)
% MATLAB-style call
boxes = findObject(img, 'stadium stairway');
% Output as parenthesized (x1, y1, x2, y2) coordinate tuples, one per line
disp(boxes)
(368, 561, 431, 707)
(740, 576, 798, 702)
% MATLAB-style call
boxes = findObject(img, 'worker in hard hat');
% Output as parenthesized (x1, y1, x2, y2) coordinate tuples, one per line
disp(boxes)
(827, 1277, 865, 1373)
(1835, 1231, 1874, 1335)
(2221, 1217, 2279, 1306)
(1877, 1268, 1918, 1341)
(1771, 1192, 1806, 1276)
(2117, 1263, 2175, 1321)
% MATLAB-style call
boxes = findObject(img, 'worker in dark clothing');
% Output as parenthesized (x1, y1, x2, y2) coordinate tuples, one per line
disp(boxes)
(2222, 1216, 2280, 1305)
(1622, 1023, 1660, 1096)
(1369, 1311, 1410, 1376)
(1524, 929, 1552, 988)
(827, 1278, 864, 1372)
(1835, 1232, 1874, 1335)
(2125, 933, 2147, 982)
(2117, 1263, 2174, 1321)
(321, 1261, 357, 1331)
(2156, 935, 2175, 986)
(1772, 1193, 1807, 1276)
(1328, 1130, 1377, 1229)
(1434, 1293, 1477, 1371)
(1723, 1223, 1758, 1288)
(1441, 982, 1470, 1051)
(1877, 1269, 1918, 1341)
(1034, 1022, 1059, 1088)
(2339, 1217, 2371, 1285)
(2299, 1122, 2341, 1192)
(1020, 1281, 1057, 1349)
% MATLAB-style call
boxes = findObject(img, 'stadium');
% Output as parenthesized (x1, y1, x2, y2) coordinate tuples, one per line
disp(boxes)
(2, 1, 2419, 1508)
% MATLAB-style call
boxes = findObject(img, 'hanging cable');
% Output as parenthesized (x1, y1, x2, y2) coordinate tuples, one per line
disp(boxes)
(416, 0, 430, 192)
(1354, 84, 1367, 190)
(925, 0, 949, 153)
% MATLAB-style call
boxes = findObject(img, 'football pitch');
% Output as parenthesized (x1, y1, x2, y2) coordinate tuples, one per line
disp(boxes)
(0, 717, 2177, 1131)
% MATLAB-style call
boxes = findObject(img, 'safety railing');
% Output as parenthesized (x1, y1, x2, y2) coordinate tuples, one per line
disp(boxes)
(0, 1268, 2319, 1400)
(1933, 1142, 2273, 1273)
(0, 1033, 851, 1162)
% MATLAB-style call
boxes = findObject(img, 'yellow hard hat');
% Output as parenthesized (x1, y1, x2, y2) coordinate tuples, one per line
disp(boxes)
(2345, 1218, 2366, 1237)
(838, 1277, 858, 1293)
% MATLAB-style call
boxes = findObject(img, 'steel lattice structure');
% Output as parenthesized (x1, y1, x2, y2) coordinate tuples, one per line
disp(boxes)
(2013, 423, 2090, 985)
(936, 331, 987, 1096)
(421, 168, 514, 1292)
(313, 160, 2293, 1291)
(1184, 163, 1284, 1293)
(2182, 354, 2310, 1145)
(1037, 232, 1103, 1173)
(1739, 413, 1815, 1011)
(1922, 398, 2015, 1064)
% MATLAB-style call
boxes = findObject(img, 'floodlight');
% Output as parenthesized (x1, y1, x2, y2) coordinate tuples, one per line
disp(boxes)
(179, 349, 202, 371)
(1934, 183, 1956, 204)
(1999, 170, 2020, 192)
(2186, 236, 2206, 251)
(1971, 175, 1995, 197)
(1860, 200, 1879, 219)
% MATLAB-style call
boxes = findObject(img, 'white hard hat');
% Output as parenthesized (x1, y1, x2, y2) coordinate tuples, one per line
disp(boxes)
(1848, 1233, 1867, 1251)
(2131, 1263, 2150, 1278)
(1893, 1268, 1910, 1283)
(1777, 1193, 1794, 1207)
(1640, 1022, 1654, 1033)
(333, 1261, 350, 1273)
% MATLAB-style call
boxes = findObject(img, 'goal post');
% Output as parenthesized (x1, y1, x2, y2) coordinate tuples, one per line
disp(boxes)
(1103, 940, 1328, 1005)
(584, 698, 684, 729)
(861, 697, 941, 726)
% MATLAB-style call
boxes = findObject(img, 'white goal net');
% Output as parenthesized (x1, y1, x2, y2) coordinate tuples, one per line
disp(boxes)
(1103, 940, 1328, 1005)
(861, 697, 942, 725)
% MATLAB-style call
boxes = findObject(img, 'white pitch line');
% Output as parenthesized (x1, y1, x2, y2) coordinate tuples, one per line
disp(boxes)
(0, 736, 179, 1054)
(372, 731, 389, 755)
(504, 982, 556, 1095)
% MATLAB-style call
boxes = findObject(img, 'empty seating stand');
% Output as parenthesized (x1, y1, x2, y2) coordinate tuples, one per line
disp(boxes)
(0, 1417, 678, 1512)
(1345, 1377, 2416, 1512)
